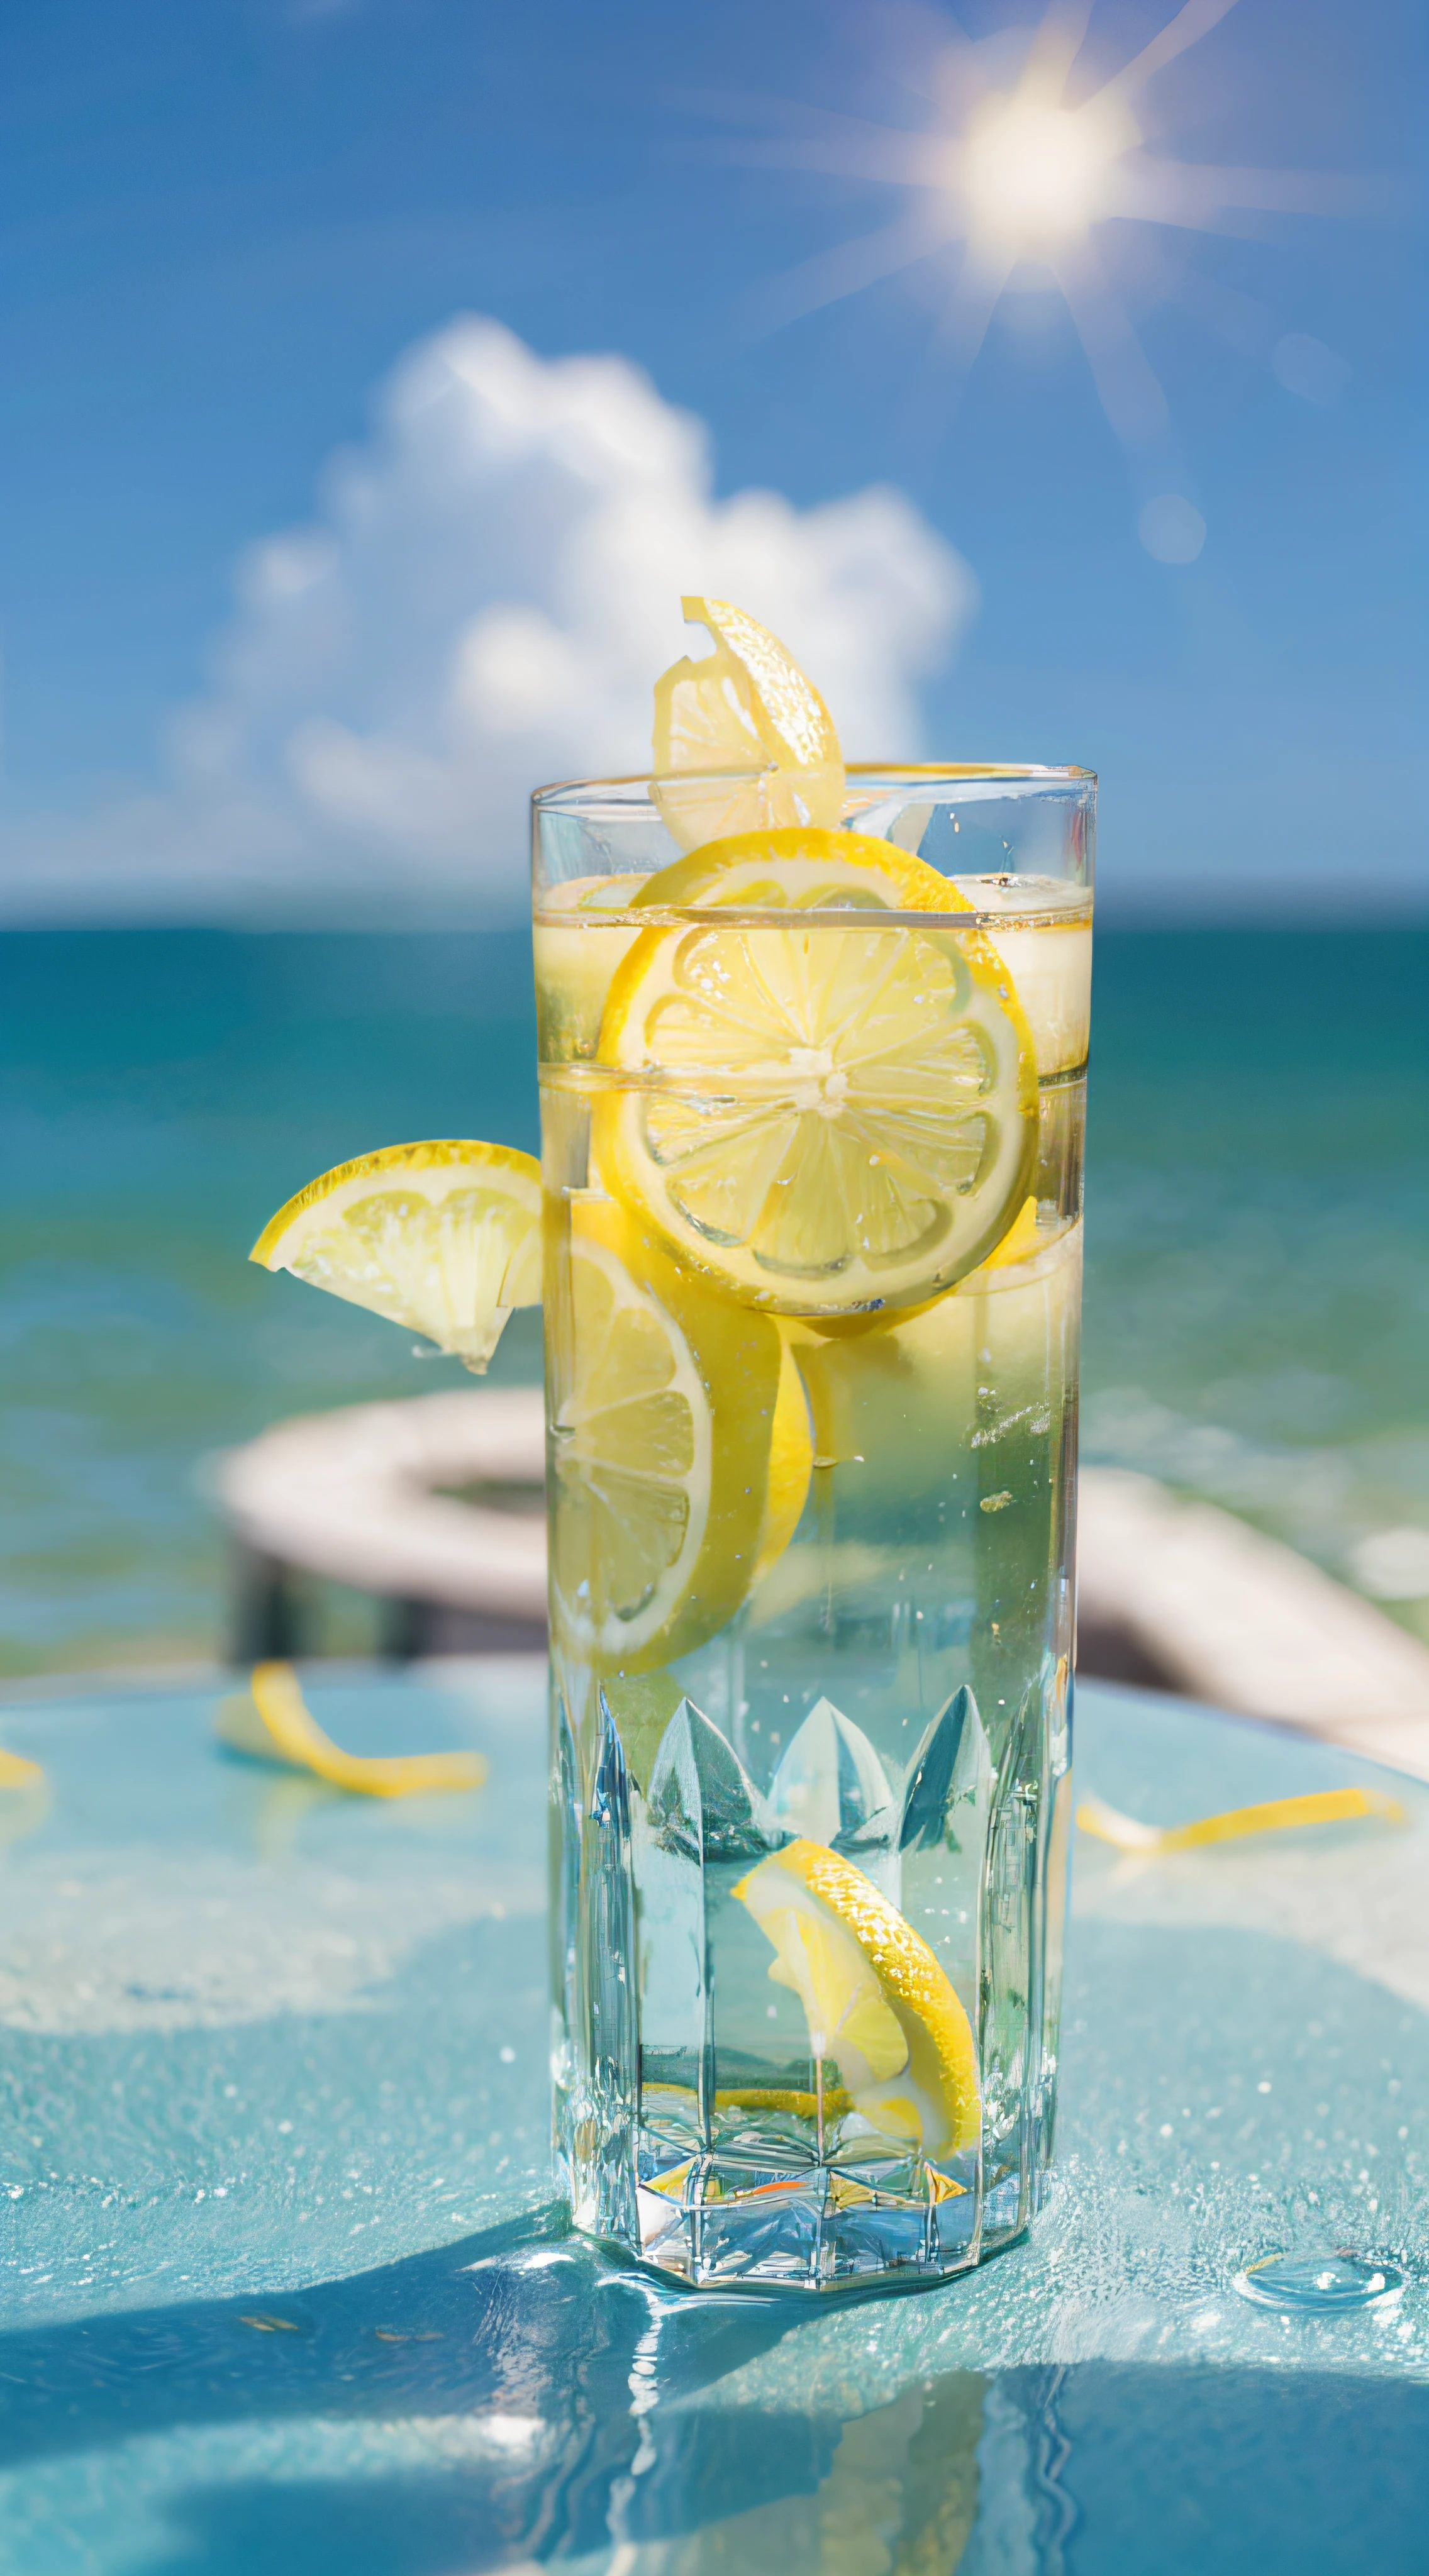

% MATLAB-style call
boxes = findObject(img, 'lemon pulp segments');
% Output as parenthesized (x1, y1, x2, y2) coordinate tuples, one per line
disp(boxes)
(594, 840, 1037, 1316)
(733, 1836, 980, 2157)
(547, 1196, 782, 1670)
(250, 1140, 542, 1372)
(628, 824, 970, 919)
(652, 596, 845, 850)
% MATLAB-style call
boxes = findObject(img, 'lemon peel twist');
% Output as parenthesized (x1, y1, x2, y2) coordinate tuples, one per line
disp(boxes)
(217, 1662, 487, 1799)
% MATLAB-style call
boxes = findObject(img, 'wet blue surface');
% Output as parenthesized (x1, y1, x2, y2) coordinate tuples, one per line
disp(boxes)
(0, 1669, 1426, 2570)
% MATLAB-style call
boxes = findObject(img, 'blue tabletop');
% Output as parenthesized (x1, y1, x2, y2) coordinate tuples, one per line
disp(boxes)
(0, 1665, 1425, 2573)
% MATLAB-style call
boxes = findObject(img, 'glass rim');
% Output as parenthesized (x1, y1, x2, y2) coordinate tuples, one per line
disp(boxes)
(532, 759, 1096, 808)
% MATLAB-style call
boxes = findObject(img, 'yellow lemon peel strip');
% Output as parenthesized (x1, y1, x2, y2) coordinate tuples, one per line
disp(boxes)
(0, 1751, 44, 1790)
(1076, 1785, 1406, 1855)
(217, 1662, 487, 1799)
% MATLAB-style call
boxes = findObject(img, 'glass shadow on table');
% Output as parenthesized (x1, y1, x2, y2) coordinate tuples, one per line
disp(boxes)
(3, 2202, 1428, 2576)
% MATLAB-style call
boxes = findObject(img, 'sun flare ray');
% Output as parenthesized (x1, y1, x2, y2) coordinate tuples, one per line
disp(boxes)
(711, 0, 1382, 448)
(753, 205, 967, 330)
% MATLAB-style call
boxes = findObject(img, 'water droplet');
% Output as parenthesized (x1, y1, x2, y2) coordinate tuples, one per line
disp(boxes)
(1232, 2250, 1405, 2314)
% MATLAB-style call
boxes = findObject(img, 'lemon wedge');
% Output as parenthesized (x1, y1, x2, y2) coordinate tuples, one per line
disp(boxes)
(548, 1195, 782, 1670)
(594, 835, 1037, 1318)
(653, 596, 845, 850)
(733, 1836, 979, 2157)
(250, 1140, 542, 1372)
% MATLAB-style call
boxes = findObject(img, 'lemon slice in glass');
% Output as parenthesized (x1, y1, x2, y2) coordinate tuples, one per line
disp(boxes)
(250, 1140, 541, 1372)
(594, 832, 1037, 1318)
(733, 1836, 980, 2156)
(548, 1196, 782, 1670)
(753, 1335, 815, 1584)
(653, 595, 845, 850)
(630, 823, 966, 918)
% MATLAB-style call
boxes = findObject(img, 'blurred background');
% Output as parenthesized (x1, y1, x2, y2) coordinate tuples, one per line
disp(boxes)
(2, 0, 1426, 1682)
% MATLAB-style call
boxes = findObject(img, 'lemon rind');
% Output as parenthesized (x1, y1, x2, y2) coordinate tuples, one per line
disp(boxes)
(735, 1836, 981, 2157)
(627, 824, 974, 918)
(250, 1139, 542, 1270)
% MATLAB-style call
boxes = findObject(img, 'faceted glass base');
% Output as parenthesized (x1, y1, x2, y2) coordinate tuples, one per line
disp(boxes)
(562, 2101, 1047, 2292)
(631, 2152, 990, 2292)
(552, 1657, 1068, 2294)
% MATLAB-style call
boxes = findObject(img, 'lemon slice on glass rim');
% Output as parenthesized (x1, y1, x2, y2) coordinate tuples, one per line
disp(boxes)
(653, 595, 845, 851)
(547, 1195, 785, 1670)
(594, 828, 1037, 1319)
(734, 1835, 980, 2158)
(250, 1140, 542, 1372)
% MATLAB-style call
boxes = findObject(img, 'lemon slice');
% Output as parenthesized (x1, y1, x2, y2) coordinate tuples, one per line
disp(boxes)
(630, 824, 968, 918)
(733, 1836, 979, 2157)
(594, 839, 1037, 1318)
(548, 1195, 782, 1670)
(250, 1140, 541, 1372)
(653, 596, 845, 851)
(792, 1191, 1045, 1343)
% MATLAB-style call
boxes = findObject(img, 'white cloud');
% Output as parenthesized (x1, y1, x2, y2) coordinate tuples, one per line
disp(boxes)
(3, 318, 977, 924)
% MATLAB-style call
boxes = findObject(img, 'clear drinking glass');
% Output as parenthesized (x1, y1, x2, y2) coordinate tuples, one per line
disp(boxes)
(534, 764, 1093, 2292)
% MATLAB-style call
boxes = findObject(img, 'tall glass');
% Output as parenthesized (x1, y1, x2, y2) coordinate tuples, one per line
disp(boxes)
(534, 765, 1093, 2292)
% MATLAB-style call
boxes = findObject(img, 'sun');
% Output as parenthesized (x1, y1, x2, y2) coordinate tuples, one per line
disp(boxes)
(957, 92, 1137, 252)
(728, 0, 1366, 441)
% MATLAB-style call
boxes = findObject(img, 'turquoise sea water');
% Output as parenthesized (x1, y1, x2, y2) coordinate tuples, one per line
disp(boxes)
(3, 926, 1427, 1677)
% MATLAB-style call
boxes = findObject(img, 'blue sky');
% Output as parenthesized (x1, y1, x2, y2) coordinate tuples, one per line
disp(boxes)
(2, 0, 1425, 917)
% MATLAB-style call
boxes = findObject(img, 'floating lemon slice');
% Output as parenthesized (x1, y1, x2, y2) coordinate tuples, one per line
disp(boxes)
(250, 1140, 542, 1372)
(733, 1836, 979, 2157)
(594, 833, 1037, 1317)
(653, 596, 845, 850)
(548, 1195, 782, 1670)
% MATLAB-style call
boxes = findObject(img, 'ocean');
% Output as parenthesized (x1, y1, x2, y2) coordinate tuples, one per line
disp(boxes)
(3, 926, 1427, 1678)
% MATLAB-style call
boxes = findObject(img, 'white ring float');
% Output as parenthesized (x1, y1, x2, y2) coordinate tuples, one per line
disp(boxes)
(218, 1385, 548, 1619)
